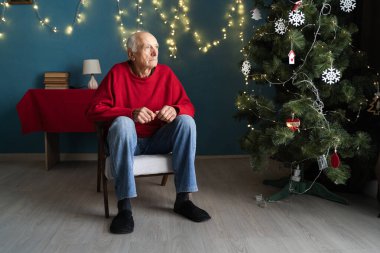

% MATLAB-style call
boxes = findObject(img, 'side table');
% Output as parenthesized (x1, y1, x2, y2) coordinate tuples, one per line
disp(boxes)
(17, 89, 96, 169)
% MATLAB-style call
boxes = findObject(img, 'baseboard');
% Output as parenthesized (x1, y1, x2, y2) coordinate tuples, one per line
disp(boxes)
(0, 153, 45, 161)
(196, 155, 249, 159)
(0, 153, 97, 161)
(0, 153, 249, 162)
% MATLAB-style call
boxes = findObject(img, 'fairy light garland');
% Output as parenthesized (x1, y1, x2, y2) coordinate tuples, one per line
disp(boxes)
(151, 0, 245, 57)
(115, 0, 129, 48)
(1, 0, 249, 58)
(151, 0, 179, 58)
(135, 0, 143, 29)
(191, 0, 246, 54)
(1, 1, 7, 22)
(0, 1, 9, 39)
(32, 0, 88, 34)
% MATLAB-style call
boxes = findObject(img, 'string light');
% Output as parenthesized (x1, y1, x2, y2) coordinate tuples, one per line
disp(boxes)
(116, 0, 132, 49)
(150, 0, 247, 57)
(151, 0, 179, 58)
(136, 0, 143, 29)
(1, 0, 249, 59)
(191, 0, 246, 54)
(32, 0, 87, 34)
(0, 0, 9, 39)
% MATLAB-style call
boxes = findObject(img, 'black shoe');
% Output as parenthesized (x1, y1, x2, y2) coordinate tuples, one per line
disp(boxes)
(174, 200, 211, 222)
(110, 210, 134, 234)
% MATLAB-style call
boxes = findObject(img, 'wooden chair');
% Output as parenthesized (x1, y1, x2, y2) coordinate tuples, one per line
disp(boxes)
(96, 122, 173, 218)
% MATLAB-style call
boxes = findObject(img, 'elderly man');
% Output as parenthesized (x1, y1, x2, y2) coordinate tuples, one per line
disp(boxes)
(86, 31, 211, 234)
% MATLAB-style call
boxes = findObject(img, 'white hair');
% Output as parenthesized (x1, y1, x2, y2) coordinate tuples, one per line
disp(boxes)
(127, 31, 148, 53)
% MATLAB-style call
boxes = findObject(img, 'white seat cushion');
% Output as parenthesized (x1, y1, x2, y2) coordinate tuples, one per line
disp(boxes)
(105, 154, 173, 180)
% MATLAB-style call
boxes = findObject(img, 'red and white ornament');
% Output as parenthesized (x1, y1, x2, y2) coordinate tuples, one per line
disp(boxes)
(286, 116, 301, 132)
(292, 0, 303, 11)
(288, 50, 296, 64)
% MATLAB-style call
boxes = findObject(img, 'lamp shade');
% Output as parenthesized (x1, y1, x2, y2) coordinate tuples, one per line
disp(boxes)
(83, 59, 101, 75)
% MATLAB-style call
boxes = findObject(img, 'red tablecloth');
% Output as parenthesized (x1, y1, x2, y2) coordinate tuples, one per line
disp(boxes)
(17, 89, 96, 134)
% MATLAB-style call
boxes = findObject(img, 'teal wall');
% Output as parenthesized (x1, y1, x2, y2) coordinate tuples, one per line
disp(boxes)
(0, 0, 251, 155)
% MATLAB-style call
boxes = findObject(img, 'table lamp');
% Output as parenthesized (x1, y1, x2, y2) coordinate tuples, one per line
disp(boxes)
(83, 59, 101, 89)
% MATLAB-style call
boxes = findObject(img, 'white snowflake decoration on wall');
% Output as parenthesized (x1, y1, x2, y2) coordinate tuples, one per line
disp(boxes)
(274, 18, 287, 35)
(340, 0, 356, 13)
(322, 67, 341, 84)
(241, 60, 251, 76)
(288, 10, 305, 27)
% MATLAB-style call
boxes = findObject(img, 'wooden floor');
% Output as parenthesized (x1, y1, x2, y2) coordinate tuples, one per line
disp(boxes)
(0, 157, 379, 253)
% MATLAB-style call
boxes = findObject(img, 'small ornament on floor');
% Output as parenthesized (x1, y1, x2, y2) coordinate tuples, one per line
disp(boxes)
(291, 165, 301, 182)
(255, 194, 267, 208)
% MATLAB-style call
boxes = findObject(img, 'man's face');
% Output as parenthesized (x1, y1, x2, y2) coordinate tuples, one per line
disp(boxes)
(133, 33, 159, 70)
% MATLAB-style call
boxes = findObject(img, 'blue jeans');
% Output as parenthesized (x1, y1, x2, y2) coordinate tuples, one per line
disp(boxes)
(107, 115, 198, 200)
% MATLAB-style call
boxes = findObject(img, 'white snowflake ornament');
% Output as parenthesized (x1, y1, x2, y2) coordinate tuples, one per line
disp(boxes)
(275, 18, 287, 35)
(322, 67, 341, 84)
(340, 0, 356, 13)
(289, 10, 305, 27)
(250, 8, 262, 20)
(241, 60, 251, 76)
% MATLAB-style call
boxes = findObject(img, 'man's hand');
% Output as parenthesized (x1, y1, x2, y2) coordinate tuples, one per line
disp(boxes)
(133, 107, 156, 124)
(156, 105, 177, 123)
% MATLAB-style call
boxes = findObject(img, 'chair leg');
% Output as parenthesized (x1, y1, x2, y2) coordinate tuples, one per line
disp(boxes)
(161, 175, 169, 186)
(97, 161, 101, 193)
(103, 174, 110, 218)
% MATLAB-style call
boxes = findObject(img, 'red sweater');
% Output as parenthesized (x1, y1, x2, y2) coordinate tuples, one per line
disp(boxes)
(86, 61, 195, 137)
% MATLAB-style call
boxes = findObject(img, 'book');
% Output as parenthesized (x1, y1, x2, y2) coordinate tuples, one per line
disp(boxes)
(44, 81, 69, 84)
(45, 85, 69, 89)
(44, 72, 70, 78)
(44, 77, 69, 82)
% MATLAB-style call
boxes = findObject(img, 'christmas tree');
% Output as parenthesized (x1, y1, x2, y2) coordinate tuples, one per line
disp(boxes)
(236, 0, 379, 200)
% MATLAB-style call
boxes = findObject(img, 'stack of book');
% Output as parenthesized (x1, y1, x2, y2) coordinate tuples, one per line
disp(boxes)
(44, 72, 70, 89)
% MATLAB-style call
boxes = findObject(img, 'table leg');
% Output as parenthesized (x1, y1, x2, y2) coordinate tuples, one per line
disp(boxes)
(45, 132, 60, 170)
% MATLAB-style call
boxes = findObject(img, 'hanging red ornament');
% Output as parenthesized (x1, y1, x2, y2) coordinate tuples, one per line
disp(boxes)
(292, 0, 303, 11)
(331, 150, 340, 168)
(286, 118, 301, 132)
